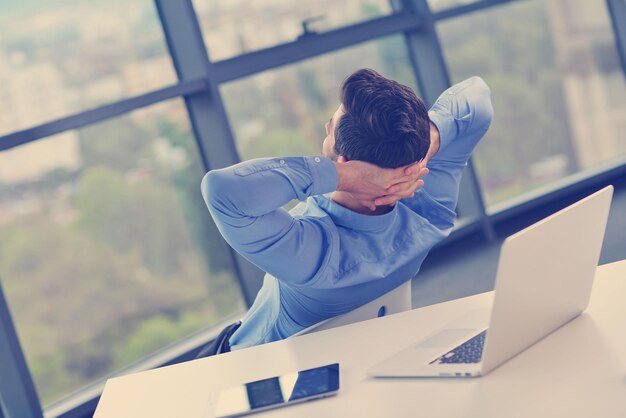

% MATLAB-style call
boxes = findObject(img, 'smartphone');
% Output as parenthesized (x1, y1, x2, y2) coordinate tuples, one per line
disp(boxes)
(206, 363, 340, 418)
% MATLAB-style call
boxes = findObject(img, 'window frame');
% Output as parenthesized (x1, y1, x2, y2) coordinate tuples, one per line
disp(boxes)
(0, 0, 623, 416)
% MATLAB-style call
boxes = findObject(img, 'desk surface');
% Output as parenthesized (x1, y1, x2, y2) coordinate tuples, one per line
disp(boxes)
(95, 260, 626, 418)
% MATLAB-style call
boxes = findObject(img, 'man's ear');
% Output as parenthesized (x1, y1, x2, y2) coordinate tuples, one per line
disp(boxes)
(337, 155, 349, 163)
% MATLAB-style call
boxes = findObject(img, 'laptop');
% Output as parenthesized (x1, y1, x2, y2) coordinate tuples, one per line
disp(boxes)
(367, 185, 613, 378)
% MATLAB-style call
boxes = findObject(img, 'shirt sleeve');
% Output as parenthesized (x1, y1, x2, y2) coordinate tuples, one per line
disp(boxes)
(201, 156, 339, 285)
(415, 76, 494, 211)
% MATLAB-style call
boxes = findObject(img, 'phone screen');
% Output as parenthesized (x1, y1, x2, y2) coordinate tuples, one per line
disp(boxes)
(210, 363, 339, 418)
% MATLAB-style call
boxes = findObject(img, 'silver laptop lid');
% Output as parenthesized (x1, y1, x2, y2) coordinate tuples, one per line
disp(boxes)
(481, 185, 613, 374)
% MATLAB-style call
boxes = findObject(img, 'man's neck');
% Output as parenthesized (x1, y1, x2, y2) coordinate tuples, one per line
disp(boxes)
(330, 191, 393, 215)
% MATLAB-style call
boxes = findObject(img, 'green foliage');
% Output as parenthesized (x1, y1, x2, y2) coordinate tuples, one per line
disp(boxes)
(28, 352, 77, 403)
(361, 1, 383, 18)
(242, 128, 320, 160)
(79, 118, 152, 171)
(157, 117, 235, 276)
(295, 69, 327, 110)
(74, 167, 131, 250)
(111, 310, 208, 366)
(74, 165, 197, 276)
(377, 37, 417, 92)
(19, 303, 233, 403)
(0, 112, 244, 404)
(0, 222, 44, 278)
(439, 0, 578, 203)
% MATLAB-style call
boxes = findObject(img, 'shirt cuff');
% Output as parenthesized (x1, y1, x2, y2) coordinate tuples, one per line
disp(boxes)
(305, 156, 339, 196)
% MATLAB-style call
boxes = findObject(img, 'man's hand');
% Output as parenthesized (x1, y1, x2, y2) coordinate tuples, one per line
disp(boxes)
(373, 163, 428, 207)
(334, 158, 428, 210)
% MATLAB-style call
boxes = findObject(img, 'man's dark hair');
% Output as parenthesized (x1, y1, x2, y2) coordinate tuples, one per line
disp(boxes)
(334, 68, 430, 168)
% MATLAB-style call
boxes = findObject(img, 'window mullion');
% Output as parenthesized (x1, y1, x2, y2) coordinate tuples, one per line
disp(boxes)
(155, 0, 264, 306)
(402, 0, 495, 240)
(607, 0, 626, 79)
(0, 282, 43, 418)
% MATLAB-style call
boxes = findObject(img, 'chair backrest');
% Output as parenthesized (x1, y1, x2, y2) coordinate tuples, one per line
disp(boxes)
(290, 280, 412, 338)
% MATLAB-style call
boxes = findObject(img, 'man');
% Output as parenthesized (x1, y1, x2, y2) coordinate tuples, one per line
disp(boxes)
(198, 69, 493, 356)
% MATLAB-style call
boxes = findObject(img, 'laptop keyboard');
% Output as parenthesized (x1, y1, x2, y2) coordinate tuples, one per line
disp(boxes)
(431, 330, 487, 364)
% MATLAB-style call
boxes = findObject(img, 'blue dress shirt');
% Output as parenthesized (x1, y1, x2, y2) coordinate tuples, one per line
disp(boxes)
(201, 76, 493, 350)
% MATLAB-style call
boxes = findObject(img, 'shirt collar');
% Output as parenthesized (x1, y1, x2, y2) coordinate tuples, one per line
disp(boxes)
(313, 194, 398, 232)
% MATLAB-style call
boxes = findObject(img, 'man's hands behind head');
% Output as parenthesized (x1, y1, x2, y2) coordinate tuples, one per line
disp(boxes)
(333, 121, 439, 211)
(334, 158, 429, 211)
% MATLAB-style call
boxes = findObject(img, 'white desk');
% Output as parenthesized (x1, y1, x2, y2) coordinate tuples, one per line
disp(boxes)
(95, 260, 626, 418)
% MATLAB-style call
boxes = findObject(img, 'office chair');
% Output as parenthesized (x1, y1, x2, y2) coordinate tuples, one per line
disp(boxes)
(291, 279, 412, 337)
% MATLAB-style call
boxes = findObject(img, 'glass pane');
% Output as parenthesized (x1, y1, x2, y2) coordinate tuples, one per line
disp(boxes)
(0, 1, 177, 136)
(193, 0, 397, 61)
(0, 99, 244, 405)
(221, 35, 418, 161)
(437, 0, 626, 206)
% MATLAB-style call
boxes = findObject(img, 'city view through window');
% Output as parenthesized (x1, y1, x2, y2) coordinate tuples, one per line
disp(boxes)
(0, 1, 244, 404)
(0, 0, 625, 408)
(193, 0, 396, 61)
(438, 0, 626, 205)
(221, 35, 417, 162)
(0, 0, 177, 137)
(0, 99, 244, 403)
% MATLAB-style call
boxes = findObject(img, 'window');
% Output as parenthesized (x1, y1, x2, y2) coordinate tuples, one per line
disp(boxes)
(437, 0, 626, 206)
(0, 99, 244, 405)
(0, 0, 176, 136)
(193, 0, 397, 61)
(221, 35, 418, 161)
(2, 1, 625, 415)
